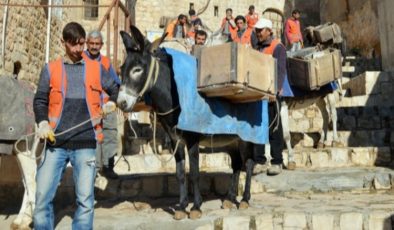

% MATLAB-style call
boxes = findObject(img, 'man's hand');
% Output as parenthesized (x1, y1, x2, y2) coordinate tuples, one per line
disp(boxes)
(102, 101, 117, 115)
(37, 121, 55, 142)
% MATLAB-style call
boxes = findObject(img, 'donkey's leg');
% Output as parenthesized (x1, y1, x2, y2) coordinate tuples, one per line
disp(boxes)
(327, 92, 343, 147)
(316, 97, 329, 148)
(222, 150, 242, 209)
(187, 139, 203, 220)
(174, 142, 188, 220)
(281, 101, 295, 170)
(240, 158, 254, 209)
(11, 152, 36, 230)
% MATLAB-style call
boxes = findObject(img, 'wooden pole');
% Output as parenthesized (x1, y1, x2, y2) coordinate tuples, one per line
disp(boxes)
(113, 0, 119, 69)
(106, 15, 111, 58)
(98, 0, 116, 31)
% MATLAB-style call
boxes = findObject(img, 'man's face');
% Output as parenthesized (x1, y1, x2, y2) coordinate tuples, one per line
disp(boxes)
(236, 20, 245, 30)
(63, 38, 85, 62)
(226, 11, 232, 18)
(179, 17, 187, 25)
(87, 37, 103, 56)
(255, 28, 271, 42)
(195, 34, 206, 45)
(249, 8, 254, 14)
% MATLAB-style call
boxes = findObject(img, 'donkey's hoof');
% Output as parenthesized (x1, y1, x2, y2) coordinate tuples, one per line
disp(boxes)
(316, 142, 325, 148)
(189, 209, 202, 220)
(332, 141, 344, 147)
(287, 161, 296, 170)
(174, 210, 188, 220)
(239, 201, 249, 210)
(221, 200, 234, 209)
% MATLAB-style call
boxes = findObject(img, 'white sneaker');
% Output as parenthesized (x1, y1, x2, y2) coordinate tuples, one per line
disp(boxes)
(253, 163, 268, 175)
(267, 164, 282, 176)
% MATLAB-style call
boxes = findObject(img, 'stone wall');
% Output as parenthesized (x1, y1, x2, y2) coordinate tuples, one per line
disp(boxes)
(378, 0, 394, 71)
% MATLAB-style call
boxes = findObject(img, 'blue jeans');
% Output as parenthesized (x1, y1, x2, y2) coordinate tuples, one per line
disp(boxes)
(33, 148, 96, 230)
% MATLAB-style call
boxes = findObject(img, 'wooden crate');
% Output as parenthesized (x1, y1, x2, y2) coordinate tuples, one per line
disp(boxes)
(287, 48, 342, 90)
(197, 42, 277, 103)
(313, 22, 343, 43)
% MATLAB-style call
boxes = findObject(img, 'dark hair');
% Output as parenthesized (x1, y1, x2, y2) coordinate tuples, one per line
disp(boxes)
(178, 14, 187, 20)
(249, 5, 255, 10)
(292, 9, 300, 15)
(226, 8, 232, 13)
(62, 22, 86, 44)
(189, 9, 196, 16)
(235, 15, 246, 23)
(195, 30, 207, 39)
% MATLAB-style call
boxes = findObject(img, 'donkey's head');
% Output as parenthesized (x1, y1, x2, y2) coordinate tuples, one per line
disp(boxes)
(117, 26, 165, 112)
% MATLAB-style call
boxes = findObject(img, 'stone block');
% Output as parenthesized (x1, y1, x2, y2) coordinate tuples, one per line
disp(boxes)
(222, 216, 251, 230)
(312, 213, 335, 230)
(369, 212, 392, 230)
(357, 116, 381, 129)
(310, 151, 330, 168)
(340, 212, 363, 230)
(351, 148, 374, 166)
(290, 119, 310, 132)
(142, 176, 164, 197)
(343, 71, 381, 96)
(290, 110, 305, 119)
(306, 108, 316, 118)
(330, 148, 350, 167)
(283, 212, 307, 230)
(374, 147, 392, 165)
(167, 175, 182, 196)
(0, 155, 21, 184)
(339, 115, 356, 130)
(198, 174, 213, 195)
(201, 153, 231, 172)
(255, 214, 273, 230)
(373, 174, 391, 190)
(303, 133, 315, 148)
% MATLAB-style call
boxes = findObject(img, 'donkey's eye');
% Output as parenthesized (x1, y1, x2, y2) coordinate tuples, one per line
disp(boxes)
(129, 66, 144, 80)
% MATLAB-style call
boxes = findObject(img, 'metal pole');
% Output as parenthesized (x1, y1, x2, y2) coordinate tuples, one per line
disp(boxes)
(1, 0, 10, 69)
(45, 0, 52, 63)
(113, 0, 119, 69)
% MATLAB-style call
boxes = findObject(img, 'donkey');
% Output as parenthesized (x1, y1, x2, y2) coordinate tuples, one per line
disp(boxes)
(0, 76, 37, 230)
(116, 26, 261, 220)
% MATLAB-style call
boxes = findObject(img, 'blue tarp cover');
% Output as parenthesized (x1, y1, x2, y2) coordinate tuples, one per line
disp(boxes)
(164, 48, 269, 144)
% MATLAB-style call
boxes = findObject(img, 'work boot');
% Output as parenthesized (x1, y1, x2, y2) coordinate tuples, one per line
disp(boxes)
(101, 156, 119, 179)
(267, 164, 282, 176)
(253, 162, 268, 175)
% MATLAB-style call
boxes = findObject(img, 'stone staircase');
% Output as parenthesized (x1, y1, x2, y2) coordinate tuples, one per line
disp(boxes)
(1, 69, 394, 229)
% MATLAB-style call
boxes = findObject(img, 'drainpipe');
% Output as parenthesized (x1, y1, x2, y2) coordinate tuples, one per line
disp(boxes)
(1, 0, 10, 69)
(45, 0, 52, 63)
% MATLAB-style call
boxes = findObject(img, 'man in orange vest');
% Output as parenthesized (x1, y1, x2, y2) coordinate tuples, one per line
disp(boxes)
(252, 18, 294, 176)
(285, 9, 303, 52)
(220, 8, 237, 41)
(245, 5, 259, 28)
(231, 15, 253, 45)
(166, 14, 188, 39)
(85, 30, 121, 180)
(33, 22, 119, 229)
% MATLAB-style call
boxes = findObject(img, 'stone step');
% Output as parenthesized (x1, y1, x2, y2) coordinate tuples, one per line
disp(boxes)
(3, 192, 394, 230)
(291, 130, 393, 148)
(283, 147, 392, 168)
(115, 147, 392, 175)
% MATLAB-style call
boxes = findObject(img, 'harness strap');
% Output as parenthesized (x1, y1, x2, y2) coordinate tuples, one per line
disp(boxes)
(138, 57, 160, 98)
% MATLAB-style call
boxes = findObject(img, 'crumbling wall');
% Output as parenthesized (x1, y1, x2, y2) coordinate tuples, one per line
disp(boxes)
(320, 0, 380, 58)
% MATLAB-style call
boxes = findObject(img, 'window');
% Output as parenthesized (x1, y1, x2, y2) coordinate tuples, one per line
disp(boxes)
(214, 6, 218, 17)
(84, 0, 99, 20)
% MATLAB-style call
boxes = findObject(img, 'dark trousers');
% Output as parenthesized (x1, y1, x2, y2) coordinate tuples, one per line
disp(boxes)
(253, 99, 284, 165)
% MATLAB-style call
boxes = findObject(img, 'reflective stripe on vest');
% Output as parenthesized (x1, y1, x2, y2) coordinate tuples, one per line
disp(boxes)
(262, 39, 282, 55)
(47, 58, 104, 142)
(231, 27, 253, 45)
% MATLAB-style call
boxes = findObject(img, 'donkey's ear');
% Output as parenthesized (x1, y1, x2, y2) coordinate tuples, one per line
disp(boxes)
(130, 25, 145, 52)
(120, 31, 135, 50)
(149, 32, 168, 54)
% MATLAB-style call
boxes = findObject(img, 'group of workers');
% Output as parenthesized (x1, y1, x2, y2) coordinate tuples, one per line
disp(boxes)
(29, 5, 304, 230)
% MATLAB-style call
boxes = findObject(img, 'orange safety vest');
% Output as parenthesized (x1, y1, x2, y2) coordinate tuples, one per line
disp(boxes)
(166, 19, 186, 39)
(221, 17, 237, 35)
(245, 13, 259, 28)
(261, 39, 282, 55)
(285, 18, 302, 44)
(231, 27, 253, 45)
(47, 57, 104, 142)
